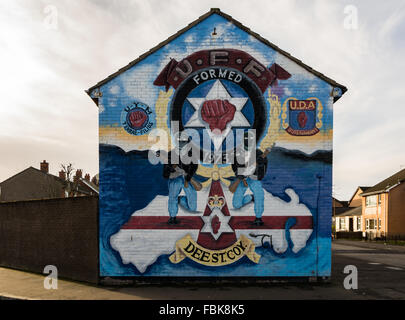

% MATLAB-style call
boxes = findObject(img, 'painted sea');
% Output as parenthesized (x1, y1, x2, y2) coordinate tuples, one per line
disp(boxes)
(99, 144, 332, 277)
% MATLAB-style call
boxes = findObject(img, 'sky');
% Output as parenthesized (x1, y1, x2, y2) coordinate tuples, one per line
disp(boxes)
(0, 0, 404, 200)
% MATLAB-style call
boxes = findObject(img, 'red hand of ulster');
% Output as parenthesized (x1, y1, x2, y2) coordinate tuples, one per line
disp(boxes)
(298, 111, 308, 128)
(129, 110, 147, 128)
(201, 99, 236, 133)
(211, 215, 221, 235)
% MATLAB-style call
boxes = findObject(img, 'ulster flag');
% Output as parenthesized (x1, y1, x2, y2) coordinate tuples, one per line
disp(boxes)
(110, 181, 313, 273)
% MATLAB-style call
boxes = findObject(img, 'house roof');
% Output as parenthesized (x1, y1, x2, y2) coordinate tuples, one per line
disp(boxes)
(337, 206, 362, 217)
(80, 178, 99, 194)
(335, 206, 362, 217)
(334, 207, 354, 216)
(0, 167, 98, 194)
(333, 197, 348, 207)
(361, 168, 405, 196)
(86, 8, 347, 100)
(0, 166, 63, 186)
(348, 186, 370, 205)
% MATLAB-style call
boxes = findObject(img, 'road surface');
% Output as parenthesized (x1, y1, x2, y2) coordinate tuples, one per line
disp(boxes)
(0, 239, 404, 300)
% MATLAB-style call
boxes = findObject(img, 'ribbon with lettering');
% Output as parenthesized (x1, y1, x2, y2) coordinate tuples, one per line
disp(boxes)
(154, 49, 291, 93)
(169, 234, 260, 266)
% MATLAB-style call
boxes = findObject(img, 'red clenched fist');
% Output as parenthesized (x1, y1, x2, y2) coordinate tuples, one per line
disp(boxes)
(201, 99, 236, 133)
(298, 111, 308, 128)
(129, 110, 147, 128)
(211, 215, 221, 234)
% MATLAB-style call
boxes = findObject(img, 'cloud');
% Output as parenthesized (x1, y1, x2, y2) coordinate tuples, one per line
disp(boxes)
(0, 0, 404, 201)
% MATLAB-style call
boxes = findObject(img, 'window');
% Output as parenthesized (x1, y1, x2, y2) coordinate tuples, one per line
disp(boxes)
(357, 218, 361, 230)
(378, 194, 381, 205)
(367, 219, 377, 230)
(366, 195, 377, 207)
(366, 219, 378, 230)
(378, 219, 381, 230)
(339, 218, 346, 230)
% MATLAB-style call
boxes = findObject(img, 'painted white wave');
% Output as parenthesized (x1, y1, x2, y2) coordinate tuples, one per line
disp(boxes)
(110, 186, 313, 273)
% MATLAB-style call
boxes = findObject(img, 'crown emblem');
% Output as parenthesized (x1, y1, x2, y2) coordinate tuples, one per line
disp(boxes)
(207, 195, 225, 210)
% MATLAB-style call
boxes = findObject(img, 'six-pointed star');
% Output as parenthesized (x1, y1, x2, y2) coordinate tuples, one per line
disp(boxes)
(185, 80, 250, 150)
(200, 208, 234, 240)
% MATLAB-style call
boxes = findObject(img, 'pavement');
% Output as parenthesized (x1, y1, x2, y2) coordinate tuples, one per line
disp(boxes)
(0, 239, 404, 300)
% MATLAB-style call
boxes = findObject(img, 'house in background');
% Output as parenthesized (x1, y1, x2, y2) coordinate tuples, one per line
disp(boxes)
(334, 186, 369, 234)
(333, 197, 348, 209)
(348, 187, 370, 208)
(0, 161, 99, 203)
(361, 168, 405, 239)
(68, 169, 99, 198)
(332, 197, 348, 233)
(335, 207, 362, 233)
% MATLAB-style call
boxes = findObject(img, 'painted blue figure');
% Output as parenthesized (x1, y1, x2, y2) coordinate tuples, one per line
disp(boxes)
(232, 176, 264, 218)
(163, 150, 199, 225)
(231, 141, 268, 226)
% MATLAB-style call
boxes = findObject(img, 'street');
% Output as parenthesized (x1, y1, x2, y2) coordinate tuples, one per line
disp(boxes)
(331, 239, 405, 299)
(0, 239, 404, 300)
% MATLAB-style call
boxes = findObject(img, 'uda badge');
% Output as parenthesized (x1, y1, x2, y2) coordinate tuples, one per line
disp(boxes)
(282, 98, 323, 136)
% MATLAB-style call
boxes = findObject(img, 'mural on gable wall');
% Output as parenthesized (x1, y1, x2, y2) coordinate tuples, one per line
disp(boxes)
(89, 12, 343, 277)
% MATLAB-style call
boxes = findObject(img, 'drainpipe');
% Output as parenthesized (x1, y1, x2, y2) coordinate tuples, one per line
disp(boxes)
(315, 174, 323, 278)
(385, 192, 388, 239)
(333, 198, 336, 239)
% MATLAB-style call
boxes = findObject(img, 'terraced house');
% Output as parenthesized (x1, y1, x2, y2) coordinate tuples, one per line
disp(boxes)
(361, 168, 405, 239)
(334, 186, 369, 235)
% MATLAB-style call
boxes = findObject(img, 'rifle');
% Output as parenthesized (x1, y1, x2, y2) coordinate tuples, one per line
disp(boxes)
(228, 146, 273, 193)
(229, 177, 248, 193)
(184, 178, 202, 191)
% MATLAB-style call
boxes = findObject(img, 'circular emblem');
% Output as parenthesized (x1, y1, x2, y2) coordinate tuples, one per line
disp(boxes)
(121, 101, 153, 135)
(127, 108, 148, 129)
(170, 67, 267, 158)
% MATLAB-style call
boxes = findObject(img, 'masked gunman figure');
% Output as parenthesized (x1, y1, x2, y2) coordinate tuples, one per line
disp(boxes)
(230, 132, 269, 226)
(162, 139, 201, 225)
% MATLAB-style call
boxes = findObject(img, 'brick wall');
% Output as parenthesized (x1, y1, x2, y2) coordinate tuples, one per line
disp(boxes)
(0, 196, 98, 283)
(88, 11, 339, 277)
(388, 183, 405, 236)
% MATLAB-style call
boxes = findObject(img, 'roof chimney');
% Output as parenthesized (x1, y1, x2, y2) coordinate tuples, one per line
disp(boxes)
(91, 175, 99, 186)
(74, 169, 82, 182)
(84, 173, 90, 182)
(59, 170, 66, 181)
(40, 160, 49, 174)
